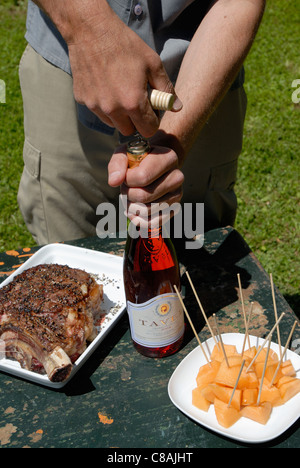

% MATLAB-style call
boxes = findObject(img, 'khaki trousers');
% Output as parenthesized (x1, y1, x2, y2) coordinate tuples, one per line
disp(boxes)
(18, 44, 247, 245)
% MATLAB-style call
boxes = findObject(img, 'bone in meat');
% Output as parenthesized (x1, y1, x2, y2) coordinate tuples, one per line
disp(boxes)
(0, 264, 103, 382)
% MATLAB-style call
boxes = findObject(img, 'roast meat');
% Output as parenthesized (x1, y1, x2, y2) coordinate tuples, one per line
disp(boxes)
(0, 264, 103, 382)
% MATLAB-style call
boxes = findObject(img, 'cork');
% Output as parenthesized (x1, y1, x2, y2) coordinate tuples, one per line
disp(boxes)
(149, 89, 175, 111)
(127, 134, 151, 168)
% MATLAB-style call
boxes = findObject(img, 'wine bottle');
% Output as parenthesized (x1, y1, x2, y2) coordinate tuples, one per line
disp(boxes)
(123, 134, 185, 358)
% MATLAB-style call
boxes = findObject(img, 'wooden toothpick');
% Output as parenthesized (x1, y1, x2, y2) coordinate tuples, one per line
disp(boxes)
(245, 312, 285, 373)
(213, 314, 230, 368)
(185, 271, 219, 349)
(237, 274, 251, 349)
(228, 360, 246, 408)
(256, 335, 272, 406)
(270, 273, 282, 360)
(241, 301, 254, 356)
(173, 285, 210, 364)
(269, 320, 298, 387)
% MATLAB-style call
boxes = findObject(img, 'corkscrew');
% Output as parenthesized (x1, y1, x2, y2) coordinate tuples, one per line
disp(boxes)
(127, 89, 177, 167)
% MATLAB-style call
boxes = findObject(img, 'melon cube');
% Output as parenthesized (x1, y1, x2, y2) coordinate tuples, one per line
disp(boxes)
(240, 401, 272, 425)
(281, 360, 296, 377)
(243, 346, 257, 360)
(210, 383, 242, 411)
(255, 348, 278, 363)
(278, 377, 300, 403)
(259, 378, 281, 406)
(215, 355, 258, 389)
(214, 397, 241, 428)
(201, 384, 216, 403)
(196, 360, 220, 388)
(276, 375, 296, 388)
(210, 344, 237, 362)
(242, 388, 258, 406)
(192, 386, 211, 412)
(255, 361, 279, 382)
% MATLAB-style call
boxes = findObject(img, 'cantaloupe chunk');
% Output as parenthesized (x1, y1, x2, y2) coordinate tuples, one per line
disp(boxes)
(201, 384, 216, 403)
(276, 375, 295, 388)
(192, 386, 211, 412)
(281, 360, 296, 377)
(254, 347, 279, 380)
(214, 355, 243, 388)
(255, 361, 279, 382)
(277, 377, 300, 403)
(240, 401, 272, 425)
(215, 355, 258, 389)
(259, 378, 281, 406)
(210, 344, 237, 362)
(214, 397, 241, 428)
(196, 360, 220, 388)
(255, 348, 278, 363)
(243, 346, 257, 360)
(210, 383, 242, 410)
(242, 388, 258, 406)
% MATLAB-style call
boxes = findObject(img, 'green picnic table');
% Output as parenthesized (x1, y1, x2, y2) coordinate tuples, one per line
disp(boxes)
(0, 226, 299, 450)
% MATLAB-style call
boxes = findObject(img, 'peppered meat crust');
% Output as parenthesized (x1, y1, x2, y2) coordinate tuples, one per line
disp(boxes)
(0, 264, 103, 380)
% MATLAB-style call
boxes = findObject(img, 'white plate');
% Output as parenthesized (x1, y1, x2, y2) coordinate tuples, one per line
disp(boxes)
(168, 333, 300, 444)
(0, 244, 126, 388)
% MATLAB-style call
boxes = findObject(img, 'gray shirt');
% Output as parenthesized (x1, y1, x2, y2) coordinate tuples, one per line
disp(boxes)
(25, 0, 244, 135)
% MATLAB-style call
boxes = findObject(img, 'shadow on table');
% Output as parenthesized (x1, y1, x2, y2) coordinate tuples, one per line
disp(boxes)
(174, 228, 252, 340)
(284, 294, 300, 320)
(63, 314, 130, 397)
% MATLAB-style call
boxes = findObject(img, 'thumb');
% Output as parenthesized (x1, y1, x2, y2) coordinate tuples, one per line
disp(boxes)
(148, 67, 182, 112)
(108, 146, 128, 187)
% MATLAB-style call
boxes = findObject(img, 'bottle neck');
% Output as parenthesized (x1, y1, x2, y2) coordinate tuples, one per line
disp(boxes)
(127, 219, 168, 240)
(127, 133, 151, 169)
(126, 134, 168, 241)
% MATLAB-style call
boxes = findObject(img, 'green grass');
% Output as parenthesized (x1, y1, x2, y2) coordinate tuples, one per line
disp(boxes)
(0, 1, 33, 250)
(0, 0, 299, 311)
(234, 0, 300, 311)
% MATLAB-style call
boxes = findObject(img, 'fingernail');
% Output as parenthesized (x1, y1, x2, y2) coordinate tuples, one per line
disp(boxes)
(172, 96, 183, 112)
(109, 171, 121, 185)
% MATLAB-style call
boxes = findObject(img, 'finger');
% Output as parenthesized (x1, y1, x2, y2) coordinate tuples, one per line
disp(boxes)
(125, 147, 179, 188)
(107, 116, 136, 137)
(126, 196, 182, 230)
(106, 108, 140, 137)
(124, 187, 183, 219)
(128, 90, 160, 138)
(84, 104, 116, 129)
(122, 169, 184, 205)
(108, 146, 128, 187)
(132, 108, 160, 138)
(97, 85, 159, 138)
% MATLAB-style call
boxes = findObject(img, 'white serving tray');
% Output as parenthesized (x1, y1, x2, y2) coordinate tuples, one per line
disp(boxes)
(168, 333, 300, 444)
(0, 244, 126, 388)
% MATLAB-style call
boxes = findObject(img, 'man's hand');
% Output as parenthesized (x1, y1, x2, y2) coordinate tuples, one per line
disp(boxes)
(67, 15, 176, 137)
(108, 143, 184, 227)
(32, 0, 180, 137)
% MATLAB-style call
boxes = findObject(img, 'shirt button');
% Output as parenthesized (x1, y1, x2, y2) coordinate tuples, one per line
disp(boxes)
(134, 4, 143, 16)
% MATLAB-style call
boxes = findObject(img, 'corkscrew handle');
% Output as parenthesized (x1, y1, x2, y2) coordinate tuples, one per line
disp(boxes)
(149, 89, 175, 111)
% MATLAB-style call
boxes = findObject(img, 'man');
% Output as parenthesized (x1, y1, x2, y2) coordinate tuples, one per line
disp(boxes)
(18, 0, 265, 244)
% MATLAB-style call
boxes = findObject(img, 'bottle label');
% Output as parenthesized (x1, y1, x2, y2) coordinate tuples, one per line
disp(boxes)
(127, 293, 184, 348)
